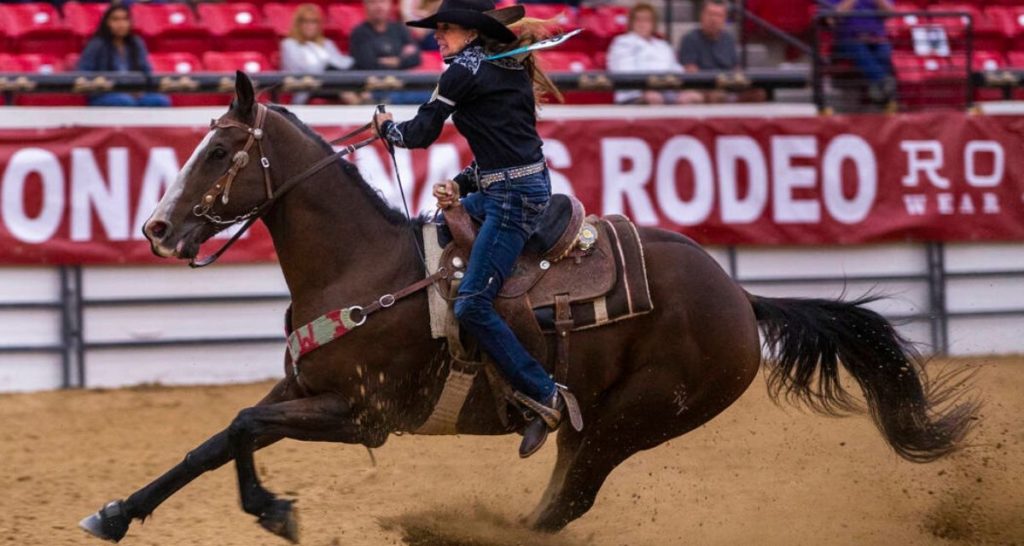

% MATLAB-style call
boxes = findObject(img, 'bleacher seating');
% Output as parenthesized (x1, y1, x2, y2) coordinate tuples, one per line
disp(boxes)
(63, 2, 108, 45)
(538, 51, 593, 73)
(0, 3, 78, 56)
(202, 51, 272, 73)
(324, 4, 366, 51)
(132, 3, 210, 53)
(262, 2, 306, 37)
(149, 52, 203, 74)
(197, 3, 278, 57)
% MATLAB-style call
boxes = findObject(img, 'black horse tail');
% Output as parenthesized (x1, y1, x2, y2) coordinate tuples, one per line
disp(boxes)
(748, 294, 978, 463)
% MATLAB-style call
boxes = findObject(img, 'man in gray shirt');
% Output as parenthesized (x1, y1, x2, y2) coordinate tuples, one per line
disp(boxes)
(677, 0, 764, 102)
(678, 0, 737, 71)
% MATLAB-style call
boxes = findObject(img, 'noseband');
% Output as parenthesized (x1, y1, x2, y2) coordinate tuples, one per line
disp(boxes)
(185, 103, 379, 268)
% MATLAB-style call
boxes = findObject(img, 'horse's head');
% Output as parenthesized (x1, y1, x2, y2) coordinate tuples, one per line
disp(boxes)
(143, 71, 275, 261)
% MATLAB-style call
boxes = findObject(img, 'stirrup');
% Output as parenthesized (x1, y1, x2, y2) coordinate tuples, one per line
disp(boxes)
(512, 390, 561, 429)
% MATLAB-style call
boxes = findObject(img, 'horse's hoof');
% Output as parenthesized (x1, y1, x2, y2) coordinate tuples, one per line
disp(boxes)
(258, 498, 299, 543)
(79, 500, 130, 543)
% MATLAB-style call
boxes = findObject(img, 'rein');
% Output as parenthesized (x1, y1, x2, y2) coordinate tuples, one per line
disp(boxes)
(188, 104, 379, 268)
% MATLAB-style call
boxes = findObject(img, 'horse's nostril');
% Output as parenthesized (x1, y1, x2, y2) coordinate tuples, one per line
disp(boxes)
(146, 220, 170, 240)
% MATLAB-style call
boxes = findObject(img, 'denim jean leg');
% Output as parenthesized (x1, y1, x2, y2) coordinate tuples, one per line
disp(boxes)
(453, 180, 556, 403)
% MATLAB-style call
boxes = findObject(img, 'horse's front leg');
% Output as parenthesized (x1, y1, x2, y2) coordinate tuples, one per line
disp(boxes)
(79, 377, 298, 543)
(227, 392, 381, 543)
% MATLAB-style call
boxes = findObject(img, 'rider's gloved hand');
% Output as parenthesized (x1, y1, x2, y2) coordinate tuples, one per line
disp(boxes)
(432, 180, 459, 210)
(373, 111, 393, 137)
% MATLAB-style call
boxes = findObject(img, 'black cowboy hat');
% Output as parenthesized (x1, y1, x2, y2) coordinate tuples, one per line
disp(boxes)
(406, 0, 524, 44)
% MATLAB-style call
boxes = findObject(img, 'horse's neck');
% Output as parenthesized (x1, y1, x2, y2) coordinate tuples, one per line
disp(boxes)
(262, 144, 417, 306)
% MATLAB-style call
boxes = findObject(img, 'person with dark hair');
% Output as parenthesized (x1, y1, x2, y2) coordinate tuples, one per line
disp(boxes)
(76, 5, 170, 107)
(824, 0, 895, 103)
(373, 0, 576, 459)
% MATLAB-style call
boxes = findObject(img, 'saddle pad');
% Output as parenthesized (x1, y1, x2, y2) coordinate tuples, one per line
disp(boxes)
(533, 215, 654, 332)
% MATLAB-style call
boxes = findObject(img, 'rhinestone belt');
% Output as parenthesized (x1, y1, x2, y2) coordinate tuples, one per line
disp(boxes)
(478, 160, 547, 189)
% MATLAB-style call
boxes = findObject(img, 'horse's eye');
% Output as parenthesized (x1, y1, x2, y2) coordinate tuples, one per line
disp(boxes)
(210, 148, 227, 160)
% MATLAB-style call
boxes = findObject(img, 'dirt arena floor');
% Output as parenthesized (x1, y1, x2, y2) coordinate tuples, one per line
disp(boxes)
(2, 357, 1021, 546)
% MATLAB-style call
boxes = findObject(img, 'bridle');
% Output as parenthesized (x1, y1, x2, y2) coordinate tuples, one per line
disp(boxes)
(185, 103, 379, 268)
(193, 103, 274, 226)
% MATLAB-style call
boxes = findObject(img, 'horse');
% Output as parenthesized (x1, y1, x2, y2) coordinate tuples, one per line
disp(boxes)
(80, 72, 977, 543)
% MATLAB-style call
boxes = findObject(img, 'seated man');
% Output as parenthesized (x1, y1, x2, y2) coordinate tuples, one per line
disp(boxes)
(350, 0, 427, 104)
(677, 0, 765, 103)
(824, 0, 895, 103)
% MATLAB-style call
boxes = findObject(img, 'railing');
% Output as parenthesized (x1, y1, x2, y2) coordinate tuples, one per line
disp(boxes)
(812, 10, 975, 113)
(4, 243, 1022, 389)
(0, 69, 810, 105)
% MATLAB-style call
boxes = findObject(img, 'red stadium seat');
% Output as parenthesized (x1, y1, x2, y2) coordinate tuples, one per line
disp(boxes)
(202, 51, 272, 73)
(746, 0, 813, 36)
(132, 3, 211, 54)
(1007, 7, 1024, 51)
(262, 3, 306, 37)
(520, 4, 578, 32)
(537, 51, 593, 73)
(325, 4, 366, 47)
(973, 51, 1006, 72)
(577, 5, 628, 52)
(926, 4, 975, 42)
(0, 3, 78, 56)
(149, 52, 203, 73)
(414, 51, 444, 73)
(1006, 51, 1024, 69)
(0, 53, 64, 73)
(63, 2, 109, 41)
(197, 3, 278, 57)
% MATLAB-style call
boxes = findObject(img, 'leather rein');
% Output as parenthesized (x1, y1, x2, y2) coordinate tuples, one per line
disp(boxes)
(187, 103, 379, 268)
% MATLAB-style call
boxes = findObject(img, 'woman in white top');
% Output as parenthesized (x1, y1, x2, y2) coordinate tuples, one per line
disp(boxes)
(279, 4, 356, 104)
(606, 3, 703, 105)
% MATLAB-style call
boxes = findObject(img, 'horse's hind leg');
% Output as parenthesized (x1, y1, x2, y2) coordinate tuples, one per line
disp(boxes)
(79, 377, 299, 543)
(225, 392, 380, 542)
(529, 356, 754, 532)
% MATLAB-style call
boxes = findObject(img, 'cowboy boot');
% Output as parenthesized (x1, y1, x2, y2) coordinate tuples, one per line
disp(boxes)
(514, 390, 564, 458)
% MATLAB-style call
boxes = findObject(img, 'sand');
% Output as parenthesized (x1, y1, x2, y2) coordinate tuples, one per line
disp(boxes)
(1, 357, 1021, 546)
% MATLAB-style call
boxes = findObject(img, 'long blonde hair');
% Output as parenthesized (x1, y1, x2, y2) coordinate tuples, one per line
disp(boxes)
(288, 4, 325, 44)
(483, 17, 564, 104)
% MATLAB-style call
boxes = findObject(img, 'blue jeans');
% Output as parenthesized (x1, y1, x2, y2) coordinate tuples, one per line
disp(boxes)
(837, 40, 893, 84)
(453, 166, 556, 403)
(88, 93, 172, 107)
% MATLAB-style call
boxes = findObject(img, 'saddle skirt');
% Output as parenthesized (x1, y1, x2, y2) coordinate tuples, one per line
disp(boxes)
(414, 196, 653, 435)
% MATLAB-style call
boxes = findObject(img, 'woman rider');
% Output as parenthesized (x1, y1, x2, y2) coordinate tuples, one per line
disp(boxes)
(373, 0, 571, 458)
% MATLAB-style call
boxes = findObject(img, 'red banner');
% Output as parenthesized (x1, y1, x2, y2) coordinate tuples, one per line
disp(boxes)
(0, 112, 1021, 264)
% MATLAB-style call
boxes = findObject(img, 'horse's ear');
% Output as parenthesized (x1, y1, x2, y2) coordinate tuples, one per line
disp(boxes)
(233, 70, 255, 121)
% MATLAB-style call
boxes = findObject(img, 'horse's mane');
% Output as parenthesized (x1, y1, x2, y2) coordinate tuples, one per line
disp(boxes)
(266, 104, 416, 228)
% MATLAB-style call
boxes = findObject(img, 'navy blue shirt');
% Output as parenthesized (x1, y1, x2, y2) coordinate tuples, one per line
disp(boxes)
(383, 44, 544, 175)
(77, 36, 153, 73)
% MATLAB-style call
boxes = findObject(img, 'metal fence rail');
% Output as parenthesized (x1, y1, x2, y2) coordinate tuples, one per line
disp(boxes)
(3, 242, 1020, 389)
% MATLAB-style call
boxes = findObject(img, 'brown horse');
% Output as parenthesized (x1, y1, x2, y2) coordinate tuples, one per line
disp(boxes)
(80, 72, 976, 543)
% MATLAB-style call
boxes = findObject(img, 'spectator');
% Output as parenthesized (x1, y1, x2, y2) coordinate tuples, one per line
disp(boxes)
(350, 0, 427, 104)
(678, 0, 764, 102)
(607, 3, 702, 105)
(77, 5, 170, 107)
(350, 0, 422, 70)
(824, 0, 895, 103)
(280, 4, 359, 104)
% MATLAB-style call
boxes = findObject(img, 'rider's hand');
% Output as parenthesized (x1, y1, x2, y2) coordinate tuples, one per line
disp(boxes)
(433, 180, 459, 210)
(373, 111, 393, 136)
